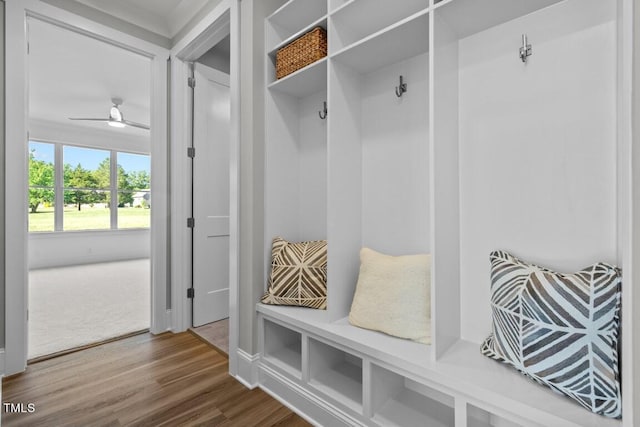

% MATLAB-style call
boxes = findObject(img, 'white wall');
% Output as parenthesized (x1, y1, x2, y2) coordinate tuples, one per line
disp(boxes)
(0, 0, 5, 350)
(29, 230, 150, 270)
(29, 119, 150, 154)
(197, 35, 230, 74)
(629, 0, 640, 424)
(40, 0, 171, 48)
(238, 0, 287, 353)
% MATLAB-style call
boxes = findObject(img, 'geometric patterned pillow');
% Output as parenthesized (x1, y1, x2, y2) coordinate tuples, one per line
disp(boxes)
(481, 250, 622, 418)
(261, 237, 327, 309)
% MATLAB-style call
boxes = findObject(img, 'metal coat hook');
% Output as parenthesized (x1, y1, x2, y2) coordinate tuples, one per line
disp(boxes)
(519, 34, 532, 63)
(395, 75, 407, 97)
(318, 101, 327, 120)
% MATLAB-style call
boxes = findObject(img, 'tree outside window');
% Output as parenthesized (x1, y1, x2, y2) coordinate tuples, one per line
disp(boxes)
(28, 142, 55, 232)
(118, 152, 151, 229)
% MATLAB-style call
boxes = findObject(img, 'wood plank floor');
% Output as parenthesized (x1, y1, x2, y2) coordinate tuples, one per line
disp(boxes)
(2, 332, 310, 427)
(191, 319, 229, 356)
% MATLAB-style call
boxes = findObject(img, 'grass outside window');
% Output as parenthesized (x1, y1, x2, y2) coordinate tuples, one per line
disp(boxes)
(29, 206, 151, 232)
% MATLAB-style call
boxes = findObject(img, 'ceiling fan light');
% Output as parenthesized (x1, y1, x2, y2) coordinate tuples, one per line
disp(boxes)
(110, 106, 123, 121)
(108, 120, 126, 128)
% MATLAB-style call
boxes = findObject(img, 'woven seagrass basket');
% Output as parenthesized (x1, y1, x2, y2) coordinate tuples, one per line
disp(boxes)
(276, 27, 327, 79)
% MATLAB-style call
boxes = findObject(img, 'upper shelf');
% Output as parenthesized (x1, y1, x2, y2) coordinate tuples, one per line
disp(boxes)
(330, 0, 428, 53)
(266, 0, 327, 49)
(331, 10, 429, 74)
(267, 57, 327, 98)
(268, 18, 327, 57)
(434, 0, 564, 40)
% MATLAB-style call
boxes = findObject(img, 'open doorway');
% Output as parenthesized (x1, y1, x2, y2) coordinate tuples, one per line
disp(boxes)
(189, 36, 231, 355)
(26, 17, 152, 360)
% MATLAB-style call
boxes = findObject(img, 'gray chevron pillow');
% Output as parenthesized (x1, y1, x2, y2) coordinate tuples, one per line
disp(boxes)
(481, 250, 622, 418)
(262, 237, 327, 309)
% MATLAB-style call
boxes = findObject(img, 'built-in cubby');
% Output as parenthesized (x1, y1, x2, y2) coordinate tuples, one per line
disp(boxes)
(327, 19, 430, 321)
(258, 0, 633, 426)
(431, 0, 619, 357)
(330, 0, 428, 53)
(262, 319, 302, 377)
(370, 364, 454, 427)
(266, 56, 327, 95)
(308, 338, 363, 413)
(328, 0, 350, 14)
(266, 0, 327, 51)
(332, 11, 428, 73)
(466, 404, 521, 427)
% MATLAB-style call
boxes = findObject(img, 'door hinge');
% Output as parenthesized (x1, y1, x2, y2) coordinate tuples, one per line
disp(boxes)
(188, 77, 196, 88)
(187, 288, 195, 299)
(187, 147, 195, 158)
(187, 217, 195, 228)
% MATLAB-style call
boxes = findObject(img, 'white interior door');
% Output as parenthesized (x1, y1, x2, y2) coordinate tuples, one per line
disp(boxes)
(192, 63, 230, 327)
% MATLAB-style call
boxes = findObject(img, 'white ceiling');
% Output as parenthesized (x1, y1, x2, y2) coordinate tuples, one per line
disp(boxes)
(74, 0, 209, 39)
(28, 17, 151, 138)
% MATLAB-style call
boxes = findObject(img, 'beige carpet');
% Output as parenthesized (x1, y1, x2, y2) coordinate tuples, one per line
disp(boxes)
(28, 259, 150, 359)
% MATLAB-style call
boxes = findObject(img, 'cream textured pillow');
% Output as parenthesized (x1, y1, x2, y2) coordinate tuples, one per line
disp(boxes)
(349, 248, 431, 344)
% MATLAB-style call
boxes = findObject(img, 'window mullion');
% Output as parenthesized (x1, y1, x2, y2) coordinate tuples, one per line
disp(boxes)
(111, 150, 118, 229)
(54, 143, 63, 231)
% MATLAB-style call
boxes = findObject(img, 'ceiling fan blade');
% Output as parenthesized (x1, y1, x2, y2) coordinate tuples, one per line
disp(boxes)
(122, 119, 150, 130)
(68, 118, 109, 122)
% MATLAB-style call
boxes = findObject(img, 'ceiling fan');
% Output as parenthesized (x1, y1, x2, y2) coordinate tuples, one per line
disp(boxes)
(68, 97, 150, 130)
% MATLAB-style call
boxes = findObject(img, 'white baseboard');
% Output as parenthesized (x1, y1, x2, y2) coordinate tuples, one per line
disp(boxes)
(164, 309, 172, 331)
(235, 349, 260, 389)
(258, 364, 364, 427)
(151, 309, 173, 335)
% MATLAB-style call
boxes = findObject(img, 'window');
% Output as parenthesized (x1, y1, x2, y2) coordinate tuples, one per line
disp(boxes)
(117, 152, 151, 229)
(28, 141, 151, 232)
(63, 146, 111, 230)
(28, 142, 55, 232)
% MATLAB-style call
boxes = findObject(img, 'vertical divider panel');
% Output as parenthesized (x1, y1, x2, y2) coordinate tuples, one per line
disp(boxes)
(430, 9, 461, 360)
(362, 359, 372, 418)
(258, 314, 265, 357)
(454, 397, 467, 427)
(618, 0, 637, 425)
(327, 58, 363, 321)
(301, 332, 310, 383)
(370, 365, 403, 419)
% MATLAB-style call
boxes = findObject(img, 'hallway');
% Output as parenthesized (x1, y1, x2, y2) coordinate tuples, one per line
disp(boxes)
(3, 332, 309, 426)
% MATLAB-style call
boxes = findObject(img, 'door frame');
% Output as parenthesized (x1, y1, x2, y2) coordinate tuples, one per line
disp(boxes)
(4, 0, 169, 375)
(169, 0, 240, 376)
